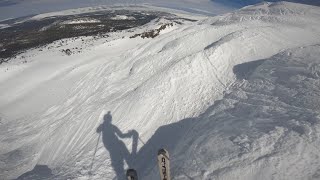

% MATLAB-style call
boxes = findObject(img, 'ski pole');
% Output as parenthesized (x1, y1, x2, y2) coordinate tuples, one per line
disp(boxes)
(89, 131, 101, 175)
(138, 136, 146, 146)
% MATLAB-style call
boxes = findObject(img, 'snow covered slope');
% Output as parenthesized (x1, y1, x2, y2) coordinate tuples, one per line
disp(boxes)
(1, 2, 320, 180)
(168, 44, 320, 180)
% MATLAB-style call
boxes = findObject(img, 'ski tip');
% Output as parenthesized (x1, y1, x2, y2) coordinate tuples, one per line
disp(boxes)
(158, 148, 168, 155)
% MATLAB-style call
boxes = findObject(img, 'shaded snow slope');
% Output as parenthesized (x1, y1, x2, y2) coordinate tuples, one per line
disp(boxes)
(1, 2, 320, 180)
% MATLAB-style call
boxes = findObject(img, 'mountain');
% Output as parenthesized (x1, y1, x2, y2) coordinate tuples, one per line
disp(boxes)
(213, 0, 320, 7)
(0, 0, 231, 21)
(1, 0, 320, 21)
(0, 1, 320, 180)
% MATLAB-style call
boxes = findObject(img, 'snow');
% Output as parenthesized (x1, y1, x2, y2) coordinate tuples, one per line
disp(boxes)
(0, 23, 9, 29)
(1, 2, 320, 180)
(169, 45, 320, 179)
(29, 6, 115, 20)
(110, 15, 136, 20)
(0, 0, 233, 21)
(1, 0, 320, 21)
(61, 18, 101, 25)
(213, 0, 320, 8)
(26, 5, 208, 22)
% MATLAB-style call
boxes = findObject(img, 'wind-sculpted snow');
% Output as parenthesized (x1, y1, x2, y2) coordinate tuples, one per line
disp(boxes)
(0, 2, 320, 180)
(169, 45, 320, 179)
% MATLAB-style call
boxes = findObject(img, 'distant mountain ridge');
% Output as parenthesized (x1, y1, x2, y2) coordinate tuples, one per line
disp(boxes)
(1, 0, 320, 20)
(212, 0, 320, 7)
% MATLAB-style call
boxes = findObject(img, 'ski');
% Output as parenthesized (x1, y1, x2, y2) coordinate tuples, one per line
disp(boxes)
(157, 148, 171, 180)
(126, 169, 138, 180)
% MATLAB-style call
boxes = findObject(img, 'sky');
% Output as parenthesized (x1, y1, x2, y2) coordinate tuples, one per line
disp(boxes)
(0, 0, 319, 21)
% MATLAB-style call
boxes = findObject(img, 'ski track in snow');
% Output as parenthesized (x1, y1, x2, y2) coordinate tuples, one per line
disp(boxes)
(1, 2, 320, 180)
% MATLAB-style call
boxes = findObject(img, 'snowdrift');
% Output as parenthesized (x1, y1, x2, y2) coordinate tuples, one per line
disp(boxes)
(0, 2, 320, 180)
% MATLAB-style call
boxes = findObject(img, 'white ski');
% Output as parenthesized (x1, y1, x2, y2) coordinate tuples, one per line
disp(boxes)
(157, 148, 171, 180)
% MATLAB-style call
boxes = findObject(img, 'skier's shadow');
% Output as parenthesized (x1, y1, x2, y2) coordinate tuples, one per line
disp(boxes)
(96, 111, 138, 180)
